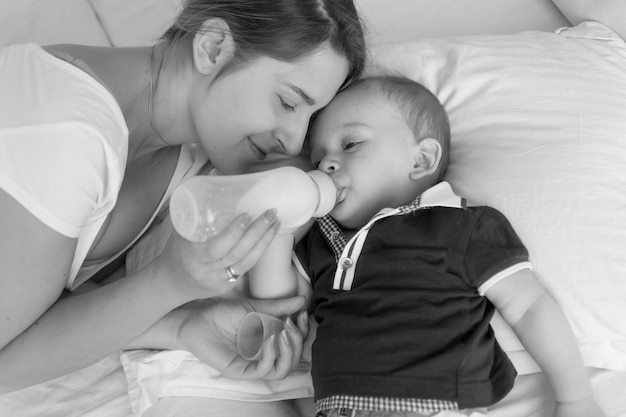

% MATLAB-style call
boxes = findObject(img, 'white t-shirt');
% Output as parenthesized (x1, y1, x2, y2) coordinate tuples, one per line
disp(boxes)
(0, 43, 128, 289)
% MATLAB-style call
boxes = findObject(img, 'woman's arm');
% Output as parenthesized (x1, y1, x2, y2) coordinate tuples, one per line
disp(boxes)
(486, 269, 605, 417)
(0, 189, 192, 393)
(0, 188, 281, 394)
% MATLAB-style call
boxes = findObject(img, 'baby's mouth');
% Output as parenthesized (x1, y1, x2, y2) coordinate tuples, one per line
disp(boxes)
(335, 186, 346, 204)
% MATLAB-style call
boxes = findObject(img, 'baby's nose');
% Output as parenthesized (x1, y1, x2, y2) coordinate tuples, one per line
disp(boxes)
(318, 158, 338, 173)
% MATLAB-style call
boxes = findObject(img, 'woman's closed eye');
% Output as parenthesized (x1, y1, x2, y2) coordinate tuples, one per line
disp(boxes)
(278, 95, 296, 112)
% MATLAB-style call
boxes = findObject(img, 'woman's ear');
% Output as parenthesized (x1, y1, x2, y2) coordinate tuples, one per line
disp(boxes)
(409, 137, 442, 180)
(193, 18, 235, 75)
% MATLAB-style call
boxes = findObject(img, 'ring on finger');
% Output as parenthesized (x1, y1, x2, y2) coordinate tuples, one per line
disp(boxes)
(225, 265, 240, 283)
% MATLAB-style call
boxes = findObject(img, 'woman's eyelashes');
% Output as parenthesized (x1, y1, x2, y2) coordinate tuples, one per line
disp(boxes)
(278, 95, 296, 112)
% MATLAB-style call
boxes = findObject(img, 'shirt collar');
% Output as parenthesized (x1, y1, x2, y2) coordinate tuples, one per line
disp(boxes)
(317, 181, 466, 260)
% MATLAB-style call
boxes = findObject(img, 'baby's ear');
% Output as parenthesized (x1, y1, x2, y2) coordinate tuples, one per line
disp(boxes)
(192, 18, 235, 75)
(409, 137, 442, 180)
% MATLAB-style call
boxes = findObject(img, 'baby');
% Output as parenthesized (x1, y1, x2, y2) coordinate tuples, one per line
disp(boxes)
(293, 75, 604, 417)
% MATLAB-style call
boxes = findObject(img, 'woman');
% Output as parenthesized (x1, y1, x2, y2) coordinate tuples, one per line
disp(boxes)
(0, 0, 365, 394)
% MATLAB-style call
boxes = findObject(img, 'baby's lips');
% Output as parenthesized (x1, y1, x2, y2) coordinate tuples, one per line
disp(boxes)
(334, 185, 345, 204)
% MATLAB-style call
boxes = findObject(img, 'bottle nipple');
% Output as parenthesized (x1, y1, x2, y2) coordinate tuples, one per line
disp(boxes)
(307, 170, 337, 217)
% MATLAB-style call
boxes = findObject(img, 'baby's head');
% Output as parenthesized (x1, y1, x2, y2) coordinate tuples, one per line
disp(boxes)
(310, 75, 450, 229)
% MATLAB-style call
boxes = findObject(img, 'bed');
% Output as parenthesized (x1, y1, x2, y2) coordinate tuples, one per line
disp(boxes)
(1, 0, 625, 416)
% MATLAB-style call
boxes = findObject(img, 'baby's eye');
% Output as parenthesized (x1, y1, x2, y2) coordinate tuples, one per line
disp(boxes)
(278, 96, 296, 112)
(343, 140, 360, 150)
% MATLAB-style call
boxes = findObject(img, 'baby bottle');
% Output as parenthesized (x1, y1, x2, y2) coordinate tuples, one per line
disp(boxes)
(169, 166, 337, 298)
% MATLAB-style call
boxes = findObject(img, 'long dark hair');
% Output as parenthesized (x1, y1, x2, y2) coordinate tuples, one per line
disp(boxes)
(162, 0, 366, 87)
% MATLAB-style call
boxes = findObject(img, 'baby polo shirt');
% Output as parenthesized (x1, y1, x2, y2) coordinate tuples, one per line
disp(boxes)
(294, 182, 532, 412)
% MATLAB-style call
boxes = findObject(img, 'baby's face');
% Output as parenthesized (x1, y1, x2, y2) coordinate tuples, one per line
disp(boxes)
(310, 84, 418, 229)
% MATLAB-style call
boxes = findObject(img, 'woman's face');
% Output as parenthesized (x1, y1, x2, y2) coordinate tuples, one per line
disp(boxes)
(191, 44, 350, 175)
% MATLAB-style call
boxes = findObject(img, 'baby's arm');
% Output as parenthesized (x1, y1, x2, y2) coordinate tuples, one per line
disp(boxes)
(485, 269, 605, 417)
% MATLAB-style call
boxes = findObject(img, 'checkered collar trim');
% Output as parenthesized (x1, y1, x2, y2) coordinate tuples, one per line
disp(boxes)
(317, 182, 465, 291)
(317, 181, 466, 261)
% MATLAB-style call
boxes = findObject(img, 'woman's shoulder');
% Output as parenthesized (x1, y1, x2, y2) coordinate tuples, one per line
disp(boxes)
(0, 43, 129, 238)
(42, 44, 113, 86)
(1, 42, 128, 159)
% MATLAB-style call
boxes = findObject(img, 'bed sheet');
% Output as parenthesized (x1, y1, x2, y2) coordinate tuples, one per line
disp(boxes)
(0, 354, 131, 417)
(2, 354, 624, 417)
(1, 1, 623, 416)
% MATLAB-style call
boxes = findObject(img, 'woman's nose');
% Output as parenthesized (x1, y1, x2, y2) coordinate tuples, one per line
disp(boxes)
(274, 120, 308, 156)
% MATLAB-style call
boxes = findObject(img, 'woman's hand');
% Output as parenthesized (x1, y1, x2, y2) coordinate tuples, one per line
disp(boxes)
(177, 295, 309, 380)
(151, 209, 281, 301)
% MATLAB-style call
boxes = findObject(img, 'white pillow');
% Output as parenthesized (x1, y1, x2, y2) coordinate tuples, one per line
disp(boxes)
(367, 21, 626, 373)
(0, 0, 110, 48)
(88, 0, 183, 46)
(552, 0, 626, 40)
(355, 0, 569, 45)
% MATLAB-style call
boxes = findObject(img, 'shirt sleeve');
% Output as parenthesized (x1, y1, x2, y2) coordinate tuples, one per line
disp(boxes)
(461, 206, 531, 292)
(294, 229, 315, 285)
(0, 122, 110, 237)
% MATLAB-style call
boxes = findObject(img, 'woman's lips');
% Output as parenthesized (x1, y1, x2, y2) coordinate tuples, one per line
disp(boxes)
(247, 137, 267, 160)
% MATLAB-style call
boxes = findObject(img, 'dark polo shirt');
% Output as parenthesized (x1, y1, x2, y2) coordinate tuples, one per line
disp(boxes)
(295, 187, 530, 409)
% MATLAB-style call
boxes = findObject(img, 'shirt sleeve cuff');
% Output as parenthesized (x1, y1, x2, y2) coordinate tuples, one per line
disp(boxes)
(292, 252, 312, 285)
(477, 261, 533, 296)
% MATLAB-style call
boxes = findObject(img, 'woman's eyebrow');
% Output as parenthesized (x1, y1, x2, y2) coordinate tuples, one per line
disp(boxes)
(282, 82, 315, 106)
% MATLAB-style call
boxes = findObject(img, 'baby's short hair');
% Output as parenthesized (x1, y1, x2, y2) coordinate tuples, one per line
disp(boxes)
(354, 75, 451, 181)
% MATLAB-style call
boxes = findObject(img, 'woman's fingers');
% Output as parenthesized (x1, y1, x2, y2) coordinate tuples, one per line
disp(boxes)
(168, 209, 281, 295)
(248, 334, 278, 377)
(245, 330, 294, 380)
(248, 297, 308, 371)
(222, 211, 281, 280)
(201, 210, 280, 267)
(274, 329, 295, 376)
(283, 317, 304, 370)
(187, 210, 276, 261)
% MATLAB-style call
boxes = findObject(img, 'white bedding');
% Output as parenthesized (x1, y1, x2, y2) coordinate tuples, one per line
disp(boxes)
(0, 354, 131, 417)
(1, 1, 625, 416)
(368, 21, 626, 373)
(2, 356, 625, 417)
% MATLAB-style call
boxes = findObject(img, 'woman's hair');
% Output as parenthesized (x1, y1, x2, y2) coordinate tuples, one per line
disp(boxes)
(357, 75, 451, 182)
(161, 0, 366, 86)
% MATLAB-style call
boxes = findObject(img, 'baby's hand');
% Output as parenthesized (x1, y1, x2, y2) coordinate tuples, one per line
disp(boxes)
(554, 397, 605, 417)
